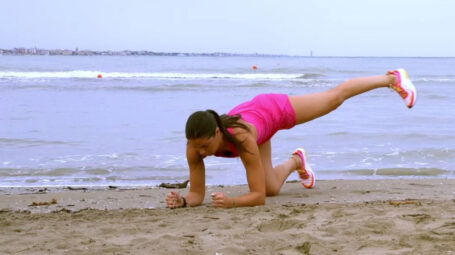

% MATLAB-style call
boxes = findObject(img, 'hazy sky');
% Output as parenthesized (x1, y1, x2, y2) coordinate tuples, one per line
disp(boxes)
(1, 0, 454, 56)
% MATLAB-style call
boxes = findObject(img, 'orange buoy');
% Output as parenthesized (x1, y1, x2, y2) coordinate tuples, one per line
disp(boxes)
(97, 74, 103, 78)
(252, 65, 258, 70)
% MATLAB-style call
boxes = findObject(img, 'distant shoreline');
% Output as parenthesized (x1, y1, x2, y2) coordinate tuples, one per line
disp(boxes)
(1, 48, 453, 58)
(0, 47, 288, 57)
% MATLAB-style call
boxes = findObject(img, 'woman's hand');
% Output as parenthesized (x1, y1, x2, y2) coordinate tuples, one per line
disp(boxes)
(211, 192, 235, 208)
(166, 191, 185, 208)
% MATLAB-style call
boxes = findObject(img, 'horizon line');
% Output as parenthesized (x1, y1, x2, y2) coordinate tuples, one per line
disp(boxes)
(0, 47, 453, 58)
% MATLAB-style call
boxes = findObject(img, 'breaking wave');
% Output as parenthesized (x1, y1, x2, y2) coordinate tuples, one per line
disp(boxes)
(0, 71, 311, 80)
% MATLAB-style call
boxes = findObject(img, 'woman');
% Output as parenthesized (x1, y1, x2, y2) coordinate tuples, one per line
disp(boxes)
(165, 69, 416, 208)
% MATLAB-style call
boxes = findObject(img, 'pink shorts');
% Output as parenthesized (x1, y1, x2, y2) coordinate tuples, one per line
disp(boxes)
(228, 93, 297, 145)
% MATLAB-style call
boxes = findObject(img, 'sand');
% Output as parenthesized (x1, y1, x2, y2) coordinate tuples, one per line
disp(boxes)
(1, 179, 455, 255)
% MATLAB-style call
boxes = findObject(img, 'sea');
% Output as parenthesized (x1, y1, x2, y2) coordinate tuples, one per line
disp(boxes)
(1, 55, 454, 187)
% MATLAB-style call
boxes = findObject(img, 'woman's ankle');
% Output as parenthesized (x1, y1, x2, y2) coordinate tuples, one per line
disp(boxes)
(290, 154, 302, 170)
(387, 72, 398, 86)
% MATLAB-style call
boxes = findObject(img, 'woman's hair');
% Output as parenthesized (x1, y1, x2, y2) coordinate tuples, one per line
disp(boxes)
(185, 110, 250, 151)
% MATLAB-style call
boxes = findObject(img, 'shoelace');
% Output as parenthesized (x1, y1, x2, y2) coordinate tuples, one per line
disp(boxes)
(392, 84, 409, 98)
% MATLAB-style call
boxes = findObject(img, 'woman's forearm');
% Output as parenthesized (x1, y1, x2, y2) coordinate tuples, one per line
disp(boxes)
(232, 191, 265, 207)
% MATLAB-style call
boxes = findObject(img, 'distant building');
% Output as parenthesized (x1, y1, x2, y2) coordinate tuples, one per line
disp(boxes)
(27, 48, 37, 54)
(15, 48, 26, 54)
(61, 50, 73, 55)
(38, 49, 49, 55)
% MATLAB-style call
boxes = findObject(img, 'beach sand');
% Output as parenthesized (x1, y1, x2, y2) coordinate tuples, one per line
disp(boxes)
(1, 179, 455, 254)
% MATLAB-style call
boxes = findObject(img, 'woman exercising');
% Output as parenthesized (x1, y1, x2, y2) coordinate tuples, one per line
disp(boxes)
(166, 69, 416, 208)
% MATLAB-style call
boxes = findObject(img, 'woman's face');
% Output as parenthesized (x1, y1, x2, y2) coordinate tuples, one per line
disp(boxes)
(187, 128, 221, 158)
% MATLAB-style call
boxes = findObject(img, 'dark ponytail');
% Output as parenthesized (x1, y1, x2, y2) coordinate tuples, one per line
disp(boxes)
(185, 109, 250, 152)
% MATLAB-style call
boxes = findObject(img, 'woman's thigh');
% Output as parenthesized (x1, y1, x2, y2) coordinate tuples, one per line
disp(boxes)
(258, 141, 279, 195)
(289, 89, 343, 124)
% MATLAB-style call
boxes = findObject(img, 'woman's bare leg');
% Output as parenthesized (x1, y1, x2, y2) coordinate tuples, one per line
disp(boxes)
(290, 73, 397, 124)
(261, 73, 398, 195)
(259, 140, 299, 196)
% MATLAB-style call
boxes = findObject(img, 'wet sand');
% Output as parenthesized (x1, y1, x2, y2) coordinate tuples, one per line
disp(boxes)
(1, 179, 455, 254)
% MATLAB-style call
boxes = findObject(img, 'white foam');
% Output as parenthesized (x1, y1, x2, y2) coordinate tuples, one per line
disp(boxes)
(0, 71, 304, 80)
(416, 78, 455, 82)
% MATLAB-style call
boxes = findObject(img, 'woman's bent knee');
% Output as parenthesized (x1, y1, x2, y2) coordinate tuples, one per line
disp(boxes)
(332, 93, 345, 109)
(324, 89, 344, 111)
(266, 187, 280, 197)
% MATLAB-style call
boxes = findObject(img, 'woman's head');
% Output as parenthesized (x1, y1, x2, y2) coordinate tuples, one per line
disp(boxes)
(185, 110, 250, 157)
(185, 110, 222, 157)
(185, 111, 217, 139)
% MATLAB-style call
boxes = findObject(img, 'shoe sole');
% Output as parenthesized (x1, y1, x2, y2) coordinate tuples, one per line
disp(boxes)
(397, 68, 417, 108)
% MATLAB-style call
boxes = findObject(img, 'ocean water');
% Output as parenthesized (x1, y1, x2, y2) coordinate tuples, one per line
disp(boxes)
(1, 55, 454, 187)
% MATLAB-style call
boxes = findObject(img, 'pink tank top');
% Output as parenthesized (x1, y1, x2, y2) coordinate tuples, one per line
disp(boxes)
(215, 94, 296, 158)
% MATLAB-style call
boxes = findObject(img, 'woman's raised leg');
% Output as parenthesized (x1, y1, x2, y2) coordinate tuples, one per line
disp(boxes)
(290, 73, 397, 124)
(266, 71, 414, 190)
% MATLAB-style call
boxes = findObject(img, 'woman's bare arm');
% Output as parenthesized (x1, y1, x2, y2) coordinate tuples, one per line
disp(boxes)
(211, 131, 266, 208)
(185, 145, 206, 206)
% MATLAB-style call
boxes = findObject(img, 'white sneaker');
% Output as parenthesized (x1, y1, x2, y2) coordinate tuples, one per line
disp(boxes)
(391, 68, 417, 108)
(293, 148, 316, 189)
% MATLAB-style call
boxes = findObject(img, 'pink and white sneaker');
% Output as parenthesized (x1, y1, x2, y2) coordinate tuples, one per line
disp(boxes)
(391, 69, 417, 108)
(293, 148, 315, 189)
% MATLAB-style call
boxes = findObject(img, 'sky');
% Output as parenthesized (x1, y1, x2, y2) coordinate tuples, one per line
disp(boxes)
(1, 0, 454, 57)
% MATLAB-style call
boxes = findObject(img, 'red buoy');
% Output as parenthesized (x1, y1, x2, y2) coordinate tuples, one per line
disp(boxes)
(97, 74, 103, 78)
(252, 65, 258, 70)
